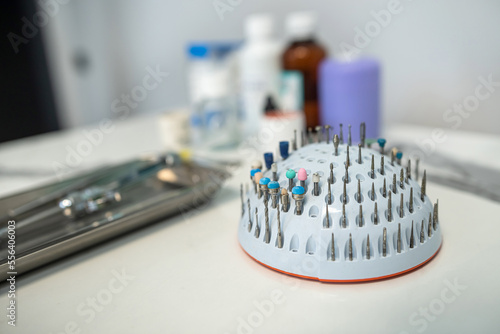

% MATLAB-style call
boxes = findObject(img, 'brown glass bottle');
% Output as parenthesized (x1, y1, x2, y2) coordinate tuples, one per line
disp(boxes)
(282, 39, 327, 129)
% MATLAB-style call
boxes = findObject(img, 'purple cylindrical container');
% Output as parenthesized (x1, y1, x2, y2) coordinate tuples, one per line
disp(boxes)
(319, 58, 380, 140)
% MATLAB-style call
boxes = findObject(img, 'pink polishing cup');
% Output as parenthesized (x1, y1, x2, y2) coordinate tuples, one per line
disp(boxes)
(298, 168, 307, 181)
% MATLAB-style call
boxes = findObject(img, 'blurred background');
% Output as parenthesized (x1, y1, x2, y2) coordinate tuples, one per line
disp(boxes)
(1, 0, 500, 143)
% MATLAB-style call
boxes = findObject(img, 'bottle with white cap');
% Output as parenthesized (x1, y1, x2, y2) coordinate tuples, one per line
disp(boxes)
(282, 11, 327, 129)
(239, 14, 281, 137)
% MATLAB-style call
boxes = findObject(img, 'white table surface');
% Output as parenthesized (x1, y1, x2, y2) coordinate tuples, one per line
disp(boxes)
(1, 115, 500, 334)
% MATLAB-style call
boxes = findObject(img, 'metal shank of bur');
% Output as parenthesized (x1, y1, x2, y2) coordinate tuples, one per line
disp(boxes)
(286, 169, 296, 192)
(316, 125, 322, 143)
(347, 124, 352, 146)
(277, 203, 283, 248)
(312, 173, 320, 196)
(247, 199, 252, 232)
(240, 184, 244, 217)
(259, 177, 270, 202)
(254, 208, 259, 238)
(292, 186, 305, 215)
(268, 181, 280, 209)
(264, 198, 270, 243)
(360, 122, 366, 148)
(293, 130, 297, 151)
(281, 189, 289, 213)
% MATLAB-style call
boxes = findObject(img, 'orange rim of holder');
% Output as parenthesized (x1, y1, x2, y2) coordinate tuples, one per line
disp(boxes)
(240, 242, 442, 283)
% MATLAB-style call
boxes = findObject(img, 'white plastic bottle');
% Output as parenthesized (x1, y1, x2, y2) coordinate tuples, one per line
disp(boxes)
(239, 14, 281, 137)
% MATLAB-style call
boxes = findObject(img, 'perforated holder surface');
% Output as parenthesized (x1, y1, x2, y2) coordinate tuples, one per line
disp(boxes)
(239, 142, 442, 282)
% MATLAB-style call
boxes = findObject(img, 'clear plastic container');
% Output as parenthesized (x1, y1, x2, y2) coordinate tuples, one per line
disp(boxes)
(187, 43, 239, 149)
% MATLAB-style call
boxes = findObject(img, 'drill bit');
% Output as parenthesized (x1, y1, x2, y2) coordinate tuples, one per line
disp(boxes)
(268, 181, 280, 209)
(400, 193, 404, 218)
(240, 184, 245, 217)
(343, 178, 347, 204)
(420, 220, 425, 243)
(410, 221, 415, 249)
(254, 172, 263, 198)
(339, 124, 344, 144)
(409, 188, 414, 213)
(391, 148, 396, 166)
(357, 179, 362, 203)
(370, 155, 375, 178)
(342, 203, 347, 228)
(292, 186, 305, 215)
(265, 153, 274, 171)
(374, 202, 378, 225)
(345, 164, 349, 183)
(334, 134, 339, 156)
(278, 142, 287, 161)
(396, 151, 402, 165)
(346, 146, 351, 166)
(380, 156, 385, 175)
(327, 178, 332, 204)
(371, 182, 375, 201)
(428, 212, 432, 237)
(388, 191, 392, 222)
(293, 130, 297, 150)
(358, 205, 363, 227)
(377, 138, 386, 155)
(349, 233, 353, 261)
(433, 200, 439, 230)
(271, 163, 278, 181)
(247, 199, 252, 232)
(331, 233, 335, 261)
(421, 170, 426, 201)
(383, 228, 387, 257)
(251, 160, 263, 170)
(382, 178, 387, 198)
(360, 122, 366, 148)
(325, 202, 330, 228)
(366, 234, 370, 260)
(259, 177, 270, 202)
(312, 173, 320, 196)
(329, 163, 334, 184)
(307, 127, 312, 144)
(325, 125, 331, 144)
(252, 176, 258, 194)
(276, 203, 283, 248)
(264, 198, 270, 243)
(254, 208, 260, 238)
(301, 130, 305, 147)
(281, 188, 289, 213)
(416, 158, 420, 182)
(392, 173, 397, 193)
(315, 125, 322, 143)
(264, 197, 269, 225)
(298, 168, 307, 190)
(405, 166, 409, 184)
(400, 168, 404, 189)
(286, 169, 296, 191)
(397, 223, 402, 253)
(358, 143, 362, 164)
(407, 159, 412, 180)
(347, 124, 352, 146)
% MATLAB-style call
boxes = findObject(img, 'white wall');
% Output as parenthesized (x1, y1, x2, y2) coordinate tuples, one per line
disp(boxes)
(44, 0, 500, 134)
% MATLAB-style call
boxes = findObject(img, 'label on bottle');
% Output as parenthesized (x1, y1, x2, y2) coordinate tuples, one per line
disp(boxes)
(240, 55, 281, 136)
(280, 71, 304, 112)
